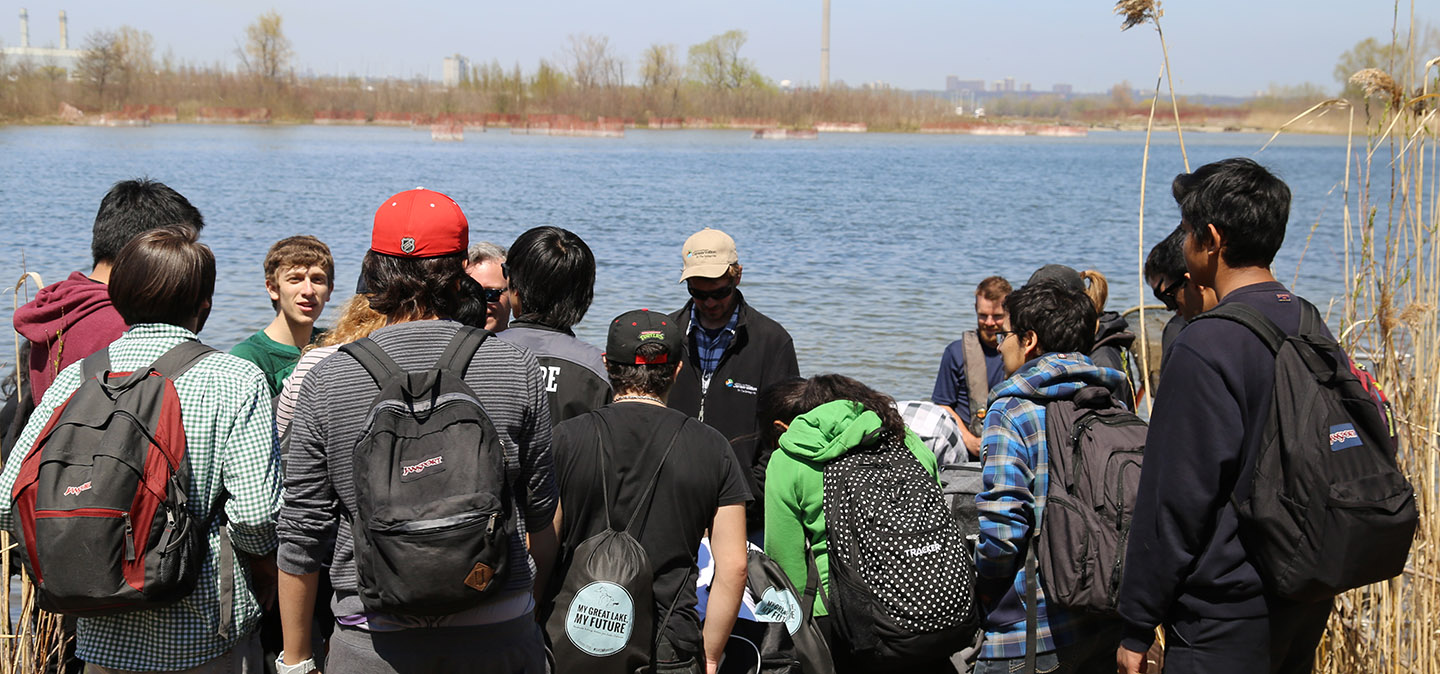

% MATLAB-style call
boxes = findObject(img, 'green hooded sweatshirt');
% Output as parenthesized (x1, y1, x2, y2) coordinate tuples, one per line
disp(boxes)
(763, 399, 940, 617)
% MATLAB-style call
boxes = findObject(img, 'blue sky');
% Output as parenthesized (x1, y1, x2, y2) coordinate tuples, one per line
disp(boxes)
(4, 1, 1431, 96)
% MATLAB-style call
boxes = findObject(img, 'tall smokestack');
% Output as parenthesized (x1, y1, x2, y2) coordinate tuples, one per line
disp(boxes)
(820, 0, 830, 92)
(59, 10, 67, 50)
(19, 8, 29, 49)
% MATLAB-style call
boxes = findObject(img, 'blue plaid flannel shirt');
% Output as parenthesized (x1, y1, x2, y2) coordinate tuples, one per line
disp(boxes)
(688, 303, 739, 375)
(975, 352, 1120, 659)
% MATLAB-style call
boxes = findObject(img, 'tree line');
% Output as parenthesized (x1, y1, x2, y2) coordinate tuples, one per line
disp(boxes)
(0, 11, 1429, 130)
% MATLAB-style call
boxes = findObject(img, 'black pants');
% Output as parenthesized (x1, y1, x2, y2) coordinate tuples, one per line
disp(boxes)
(1165, 598, 1333, 674)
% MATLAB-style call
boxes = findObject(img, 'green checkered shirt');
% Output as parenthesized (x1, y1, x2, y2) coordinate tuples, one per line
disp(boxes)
(0, 324, 281, 670)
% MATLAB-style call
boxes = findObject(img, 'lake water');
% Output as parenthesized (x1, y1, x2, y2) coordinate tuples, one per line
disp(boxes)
(0, 125, 1355, 400)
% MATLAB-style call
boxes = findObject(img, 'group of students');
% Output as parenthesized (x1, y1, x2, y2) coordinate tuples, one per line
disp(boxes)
(0, 155, 1412, 674)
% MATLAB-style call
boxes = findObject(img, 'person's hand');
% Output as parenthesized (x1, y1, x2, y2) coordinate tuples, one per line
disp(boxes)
(964, 432, 981, 459)
(1117, 645, 1147, 674)
(706, 656, 721, 674)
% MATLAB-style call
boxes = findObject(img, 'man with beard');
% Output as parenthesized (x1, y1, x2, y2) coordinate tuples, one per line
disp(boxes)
(932, 275, 1012, 460)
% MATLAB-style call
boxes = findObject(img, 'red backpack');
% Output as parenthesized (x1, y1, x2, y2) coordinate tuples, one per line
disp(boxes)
(9, 341, 215, 617)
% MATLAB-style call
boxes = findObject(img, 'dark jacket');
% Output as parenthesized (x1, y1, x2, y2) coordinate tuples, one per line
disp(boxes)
(497, 320, 612, 427)
(668, 293, 799, 532)
(1090, 310, 1137, 408)
(1117, 282, 1330, 651)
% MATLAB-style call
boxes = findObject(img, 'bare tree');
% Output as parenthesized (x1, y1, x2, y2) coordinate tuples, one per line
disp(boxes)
(640, 43, 679, 91)
(115, 26, 155, 101)
(238, 10, 293, 86)
(78, 30, 125, 104)
(563, 33, 620, 89)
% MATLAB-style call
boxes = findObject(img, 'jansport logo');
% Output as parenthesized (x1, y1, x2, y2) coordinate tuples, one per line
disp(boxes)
(63, 481, 92, 497)
(401, 456, 444, 477)
(906, 542, 942, 558)
(1329, 424, 1363, 451)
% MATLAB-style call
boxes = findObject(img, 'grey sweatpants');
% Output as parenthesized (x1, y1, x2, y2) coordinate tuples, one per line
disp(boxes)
(327, 615, 549, 674)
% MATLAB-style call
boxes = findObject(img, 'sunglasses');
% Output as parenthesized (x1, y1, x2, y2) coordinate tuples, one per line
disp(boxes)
(483, 287, 506, 303)
(995, 330, 1018, 346)
(688, 284, 736, 302)
(1153, 277, 1186, 311)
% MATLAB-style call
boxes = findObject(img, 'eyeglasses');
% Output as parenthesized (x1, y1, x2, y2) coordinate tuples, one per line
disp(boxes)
(688, 284, 736, 302)
(1152, 277, 1187, 311)
(995, 330, 1018, 346)
(483, 287, 506, 303)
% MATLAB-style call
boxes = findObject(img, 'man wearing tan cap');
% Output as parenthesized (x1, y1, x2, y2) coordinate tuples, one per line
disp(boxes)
(668, 228, 799, 540)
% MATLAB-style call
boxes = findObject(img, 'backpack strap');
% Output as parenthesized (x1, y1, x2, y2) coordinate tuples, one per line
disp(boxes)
(79, 340, 216, 390)
(339, 338, 401, 385)
(1193, 302, 1286, 354)
(1025, 402, 1055, 674)
(149, 340, 219, 380)
(960, 331, 989, 435)
(802, 541, 826, 618)
(592, 413, 687, 534)
(435, 326, 491, 377)
(80, 349, 111, 381)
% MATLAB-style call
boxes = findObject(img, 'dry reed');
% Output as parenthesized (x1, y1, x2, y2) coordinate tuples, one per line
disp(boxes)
(1312, 7, 1440, 672)
(2, 270, 69, 673)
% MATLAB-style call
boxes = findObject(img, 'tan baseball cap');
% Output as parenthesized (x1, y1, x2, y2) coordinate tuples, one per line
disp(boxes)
(679, 228, 739, 282)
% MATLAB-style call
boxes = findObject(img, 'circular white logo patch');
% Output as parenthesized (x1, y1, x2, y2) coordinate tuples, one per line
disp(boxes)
(400, 237, 416, 253)
(564, 581, 634, 656)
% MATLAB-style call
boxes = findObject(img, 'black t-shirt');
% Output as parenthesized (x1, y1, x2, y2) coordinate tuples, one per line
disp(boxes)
(551, 403, 752, 655)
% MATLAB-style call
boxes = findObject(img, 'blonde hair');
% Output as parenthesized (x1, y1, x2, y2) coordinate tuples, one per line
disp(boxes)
(309, 295, 385, 352)
(1081, 269, 1109, 314)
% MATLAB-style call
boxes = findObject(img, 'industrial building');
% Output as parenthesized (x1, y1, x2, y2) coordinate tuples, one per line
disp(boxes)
(1, 9, 84, 74)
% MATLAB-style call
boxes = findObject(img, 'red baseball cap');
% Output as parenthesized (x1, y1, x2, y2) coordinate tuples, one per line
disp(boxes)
(371, 188, 469, 258)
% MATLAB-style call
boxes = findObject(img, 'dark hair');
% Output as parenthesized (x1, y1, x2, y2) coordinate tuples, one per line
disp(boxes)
(1005, 280, 1097, 354)
(1171, 157, 1290, 268)
(92, 178, 205, 266)
(109, 226, 215, 327)
(976, 275, 1012, 302)
(360, 251, 466, 321)
(453, 274, 490, 329)
(756, 374, 907, 450)
(605, 343, 677, 397)
(1145, 225, 1187, 283)
(507, 226, 595, 329)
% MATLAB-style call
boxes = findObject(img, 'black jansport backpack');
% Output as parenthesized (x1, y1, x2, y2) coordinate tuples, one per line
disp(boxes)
(1034, 386, 1146, 614)
(1196, 299, 1417, 600)
(9, 342, 215, 617)
(820, 433, 977, 671)
(342, 327, 518, 615)
(546, 417, 686, 674)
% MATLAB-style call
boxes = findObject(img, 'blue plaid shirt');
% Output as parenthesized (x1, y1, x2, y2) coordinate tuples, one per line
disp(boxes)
(688, 303, 739, 375)
(975, 352, 1125, 659)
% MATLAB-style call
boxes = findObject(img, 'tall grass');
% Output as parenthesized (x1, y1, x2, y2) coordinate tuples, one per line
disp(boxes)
(1314, 20, 1440, 670)
(1, 271, 68, 674)
(1123, 2, 1438, 670)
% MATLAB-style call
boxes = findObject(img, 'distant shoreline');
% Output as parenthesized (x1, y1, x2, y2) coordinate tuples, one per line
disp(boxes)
(0, 116, 1353, 137)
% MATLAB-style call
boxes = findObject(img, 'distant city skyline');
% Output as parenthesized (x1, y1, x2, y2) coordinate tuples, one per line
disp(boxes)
(1, 1, 1432, 97)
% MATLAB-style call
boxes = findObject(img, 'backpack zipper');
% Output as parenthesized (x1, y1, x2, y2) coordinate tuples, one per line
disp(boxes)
(122, 513, 136, 561)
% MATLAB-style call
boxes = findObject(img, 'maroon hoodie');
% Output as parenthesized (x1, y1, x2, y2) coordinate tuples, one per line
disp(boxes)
(13, 271, 128, 404)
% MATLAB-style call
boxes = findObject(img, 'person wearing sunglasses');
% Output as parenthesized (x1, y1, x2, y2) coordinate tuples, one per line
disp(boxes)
(667, 227, 799, 542)
(1144, 225, 1220, 374)
(466, 241, 512, 333)
(497, 226, 612, 426)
